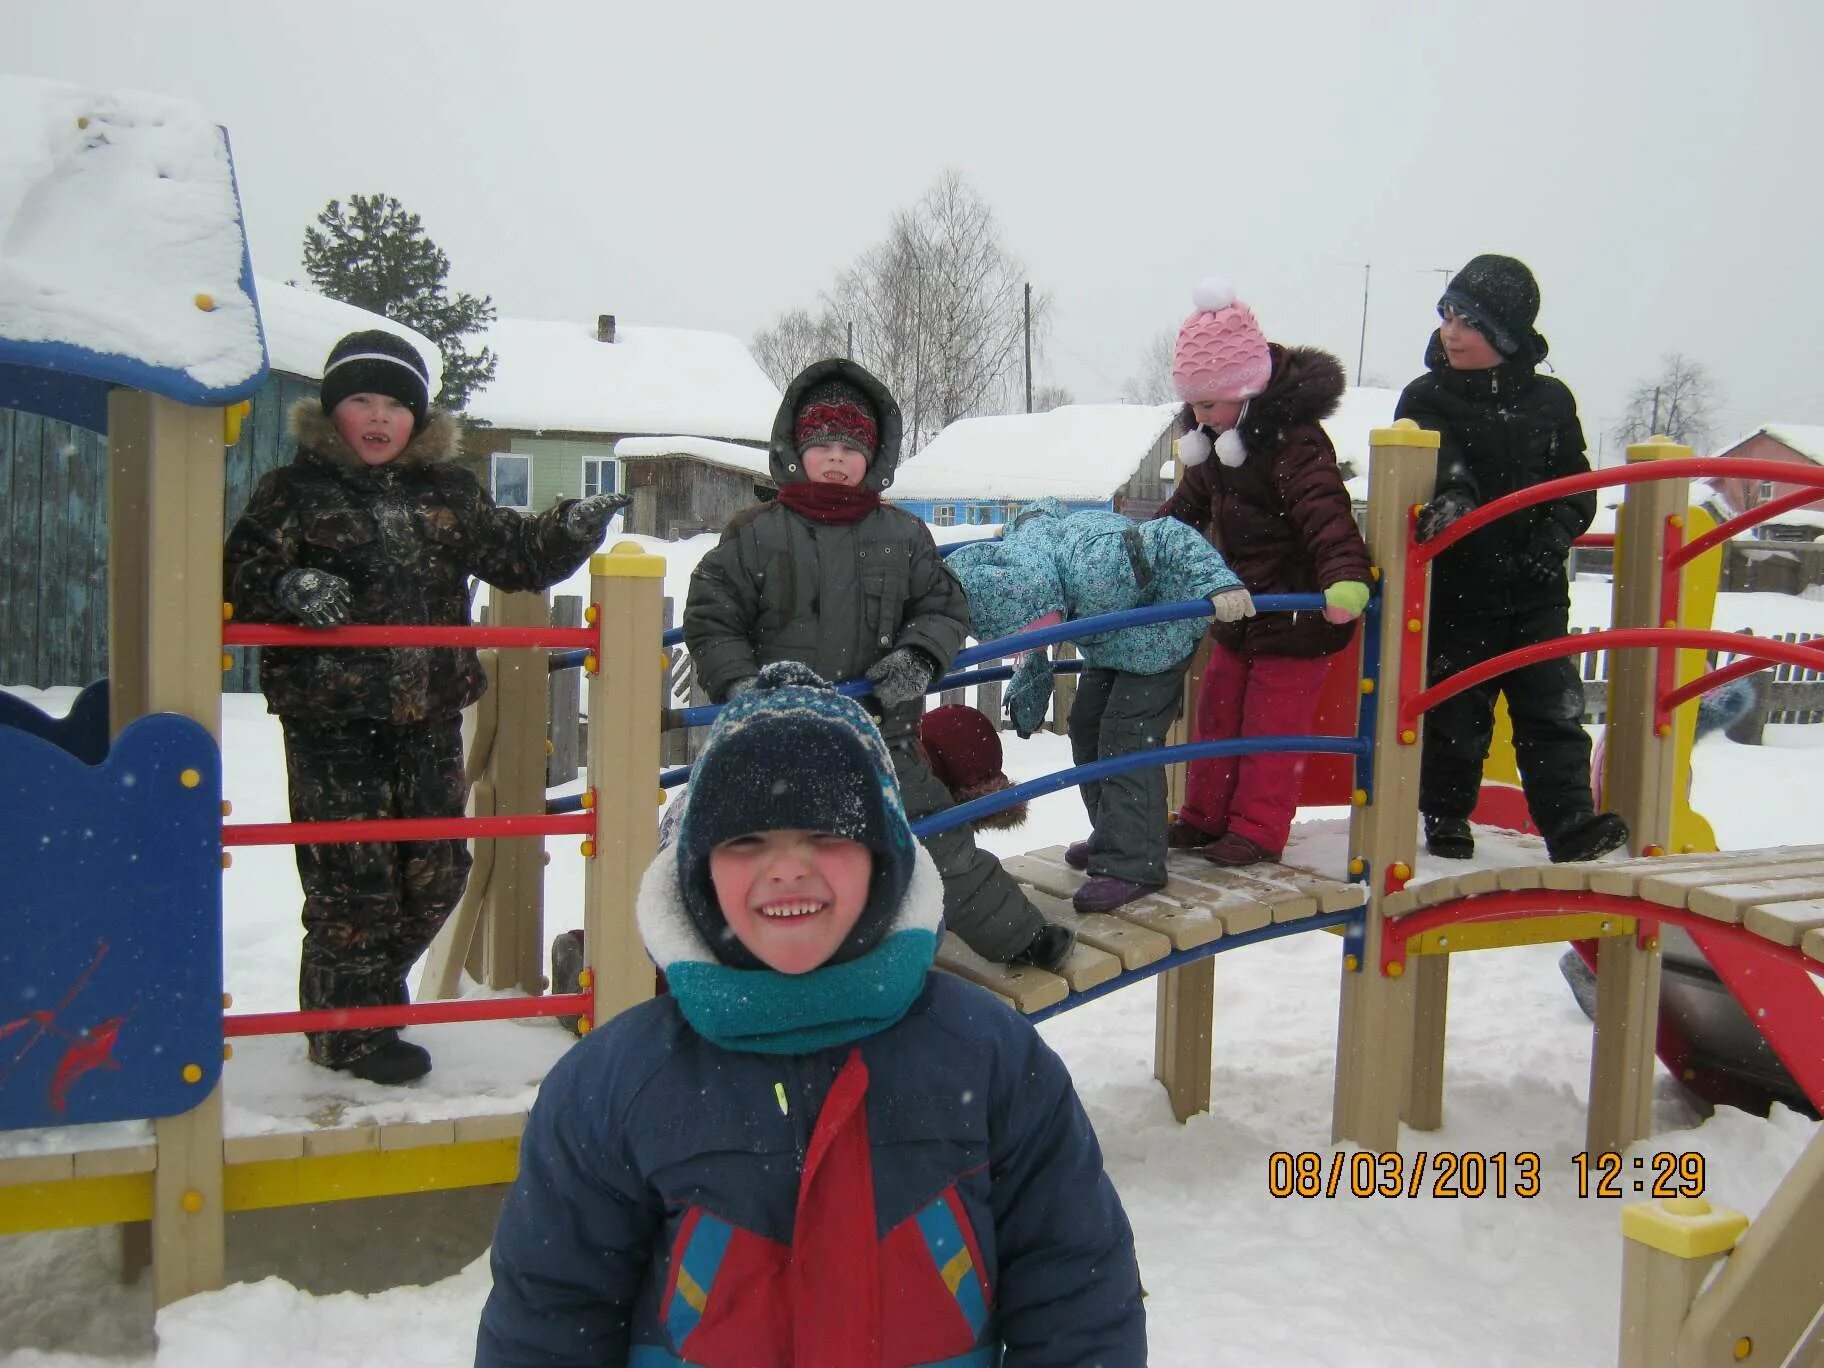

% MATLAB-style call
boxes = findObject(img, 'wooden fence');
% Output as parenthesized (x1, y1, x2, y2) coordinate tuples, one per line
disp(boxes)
(1572, 627, 1824, 735)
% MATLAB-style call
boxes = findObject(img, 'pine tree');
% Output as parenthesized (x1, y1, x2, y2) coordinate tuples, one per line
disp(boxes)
(301, 193, 498, 412)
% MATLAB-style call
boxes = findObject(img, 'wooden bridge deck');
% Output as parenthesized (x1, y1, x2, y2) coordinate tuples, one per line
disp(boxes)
(1383, 844, 1824, 966)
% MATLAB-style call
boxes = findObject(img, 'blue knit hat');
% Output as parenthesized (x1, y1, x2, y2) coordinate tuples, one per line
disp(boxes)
(675, 662, 916, 969)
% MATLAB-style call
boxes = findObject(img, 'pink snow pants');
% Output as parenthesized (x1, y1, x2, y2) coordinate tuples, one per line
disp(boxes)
(1177, 642, 1332, 856)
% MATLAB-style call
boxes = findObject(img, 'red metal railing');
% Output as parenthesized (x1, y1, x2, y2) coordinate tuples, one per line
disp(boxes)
(223, 992, 593, 1038)
(223, 812, 594, 847)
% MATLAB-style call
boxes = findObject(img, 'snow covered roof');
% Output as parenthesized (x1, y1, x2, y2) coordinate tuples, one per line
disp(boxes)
(254, 278, 442, 395)
(1715, 424, 1824, 463)
(888, 403, 1178, 502)
(613, 433, 772, 480)
(462, 318, 780, 442)
(0, 76, 267, 431)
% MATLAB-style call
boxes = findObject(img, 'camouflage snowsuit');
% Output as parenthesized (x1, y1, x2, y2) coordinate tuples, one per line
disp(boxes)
(224, 403, 600, 1066)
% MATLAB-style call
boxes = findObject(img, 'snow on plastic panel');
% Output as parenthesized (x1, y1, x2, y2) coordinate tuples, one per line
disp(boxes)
(0, 712, 224, 1131)
(0, 77, 267, 430)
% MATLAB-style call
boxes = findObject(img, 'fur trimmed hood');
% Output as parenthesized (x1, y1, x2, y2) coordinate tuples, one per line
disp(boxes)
(289, 398, 461, 471)
(1176, 344, 1346, 466)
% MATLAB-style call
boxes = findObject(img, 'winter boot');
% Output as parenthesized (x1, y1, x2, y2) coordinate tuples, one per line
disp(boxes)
(1548, 812, 1629, 864)
(1424, 815, 1475, 860)
(338, 1036, 431, 1085)
(551, 928, 586, 1035)
(1064, 840, 1091, 870)
(1012, 921, 1075, 972)
(1167, 819, 1217, 850)
(1072, 874, 1159, 914)
(1203, 832, 1277, 867)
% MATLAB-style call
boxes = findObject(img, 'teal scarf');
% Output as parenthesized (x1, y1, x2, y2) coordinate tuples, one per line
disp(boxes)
(665, 928, 938, 1055)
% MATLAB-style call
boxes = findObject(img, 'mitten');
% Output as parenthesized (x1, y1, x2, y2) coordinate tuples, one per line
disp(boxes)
(1415, 489, 1476, 543)
(1516, 519, 1575, 585)
(1322, 580, 1371, 625)
(1005, 649, 1054, 739)
(274, 567, 352, 627)
(562, 492, 634, 543)
(866, 648, 935, 710)
(1210, 587, 1256, 623)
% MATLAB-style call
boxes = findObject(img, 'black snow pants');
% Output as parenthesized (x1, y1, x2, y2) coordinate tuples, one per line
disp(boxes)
(280, 714, 472, 1067)
(1420, 605, 1596, 842)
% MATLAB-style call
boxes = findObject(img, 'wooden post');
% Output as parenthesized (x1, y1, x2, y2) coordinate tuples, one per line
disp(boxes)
(474, 590, 550, 993)
(1153, 636, 1213, 1122)
(107, 391, 227, 1306)
(547, 596, 583, 785)
(1332, 420, 1437, 1152)
(1589, 436, 1687, 1156)
(583, 543, 665, 1029)
(1617, 1197, 1746, 1368)
(1050, 642, 1078, 735)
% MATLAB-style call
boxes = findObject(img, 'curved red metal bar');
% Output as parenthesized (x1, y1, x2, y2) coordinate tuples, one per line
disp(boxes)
(1671, 484, 1824, 570)
(1412, 457, 1824, 564)
(224, 624, 597, 648)
(223, 812, 595, 847)
(1400, 628, 1824, 731)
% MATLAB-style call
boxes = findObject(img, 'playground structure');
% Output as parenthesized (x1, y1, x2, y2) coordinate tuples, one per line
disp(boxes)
(2, 127, 1823, 1352)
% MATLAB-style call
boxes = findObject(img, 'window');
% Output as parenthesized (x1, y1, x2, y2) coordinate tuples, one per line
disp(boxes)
(966, 504, 993, 525)
(584, 456, 617, 498)
(490, 453, 532, 509)
(1759, 480, 1776, 504)
(932, 504, 956, 527)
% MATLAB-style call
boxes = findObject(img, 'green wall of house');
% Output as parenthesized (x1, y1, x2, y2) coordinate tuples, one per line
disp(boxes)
(502, 436, 619, 509)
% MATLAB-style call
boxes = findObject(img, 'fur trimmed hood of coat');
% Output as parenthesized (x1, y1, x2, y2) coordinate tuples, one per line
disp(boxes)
(290, 399, 461, 471)
(1176, 344, 1346, 468)
(767, 358, 905, 492)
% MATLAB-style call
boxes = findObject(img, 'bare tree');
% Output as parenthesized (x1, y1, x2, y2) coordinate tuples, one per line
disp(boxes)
(1611, 354, 1722, 453)
(753, 171, 1049, 452)
(1031, 383, 1074, 412)
(1121, 328, 1178, 405)
(751, 307, 848, 391)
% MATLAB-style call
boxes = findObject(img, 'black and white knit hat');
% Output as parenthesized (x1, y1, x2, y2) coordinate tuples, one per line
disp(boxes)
(319, 329, 432, 430)
(675, 662, 916, 969)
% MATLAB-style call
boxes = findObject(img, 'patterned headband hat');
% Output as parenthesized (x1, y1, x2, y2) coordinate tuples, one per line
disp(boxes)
(793, 379, 879, 459)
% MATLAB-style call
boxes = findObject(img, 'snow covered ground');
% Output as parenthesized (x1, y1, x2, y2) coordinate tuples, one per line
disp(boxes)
(3, 574, 1821, 1366)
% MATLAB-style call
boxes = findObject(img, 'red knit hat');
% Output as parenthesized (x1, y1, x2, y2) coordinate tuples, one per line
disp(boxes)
(919, 705, 1026, 830)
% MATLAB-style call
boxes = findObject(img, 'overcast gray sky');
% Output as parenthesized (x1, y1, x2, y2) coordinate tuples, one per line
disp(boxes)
(8, 0, 1821, 454)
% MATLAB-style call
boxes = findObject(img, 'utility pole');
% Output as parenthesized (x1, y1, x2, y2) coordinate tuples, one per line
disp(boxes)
(1023, 282, 1033, 413)
(1650, 386, 1661, 435)
(1355, 264, 1370, 388)
(845, 321, 853, 360)
(910, 263, 925, 455)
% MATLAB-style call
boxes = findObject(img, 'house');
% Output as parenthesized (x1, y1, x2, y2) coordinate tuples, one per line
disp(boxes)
(611, 434, 776, 539)
(885, 403, 1180, 526)
(2, 276, 437, 690)
(1710, 426, 1824, 534)
(459, 315, 779, 513)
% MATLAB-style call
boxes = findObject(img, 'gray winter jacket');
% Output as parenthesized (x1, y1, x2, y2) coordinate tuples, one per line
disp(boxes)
(684, 360, 970, 703)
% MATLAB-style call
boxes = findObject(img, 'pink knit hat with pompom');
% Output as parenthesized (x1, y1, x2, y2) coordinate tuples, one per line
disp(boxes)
(1171, 277, 1271, 403)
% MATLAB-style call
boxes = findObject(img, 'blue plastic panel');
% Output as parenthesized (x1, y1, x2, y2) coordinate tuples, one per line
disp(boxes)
(0, 713, 224, 1130)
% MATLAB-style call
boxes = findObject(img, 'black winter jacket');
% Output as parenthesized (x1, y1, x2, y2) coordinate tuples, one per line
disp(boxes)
(684, 360, 970, 703)
(225, 403, 599, 722)
(1395, 332, 1595, 616)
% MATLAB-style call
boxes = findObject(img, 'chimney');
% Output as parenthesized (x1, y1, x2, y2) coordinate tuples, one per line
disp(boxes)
(596, 313, 617, 343)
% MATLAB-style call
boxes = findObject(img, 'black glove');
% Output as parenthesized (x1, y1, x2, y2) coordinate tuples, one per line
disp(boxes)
(274, 567, 352, 627)
(1516, 519, 1576, 585)
(866, 647, 935, 710)
(562, 492, 633, 544)
(1415, 489, 1476, 543)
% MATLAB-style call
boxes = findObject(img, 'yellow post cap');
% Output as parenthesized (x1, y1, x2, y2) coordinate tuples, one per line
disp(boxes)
(1372, 419, 1442, 449)
(591, 541, 666, 578)
(1625, 435, 1692, 463)
(1620, 1197, 1748, 1259)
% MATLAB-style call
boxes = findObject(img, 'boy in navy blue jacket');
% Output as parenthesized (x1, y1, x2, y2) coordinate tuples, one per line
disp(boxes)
(477, 663, 1145, 1367)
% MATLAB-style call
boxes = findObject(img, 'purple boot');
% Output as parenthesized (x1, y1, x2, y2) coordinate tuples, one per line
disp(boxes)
(1064, 840, 1091, 870)
(1072, 874, 1158, 914)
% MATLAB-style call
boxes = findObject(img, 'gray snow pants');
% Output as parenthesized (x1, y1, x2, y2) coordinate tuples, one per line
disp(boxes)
(1068, 662, 1190, 887)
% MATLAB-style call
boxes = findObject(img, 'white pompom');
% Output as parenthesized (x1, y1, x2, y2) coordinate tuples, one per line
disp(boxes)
(1191, 275, 1238, 313)
(1178, 425, 1212, 467)
(1215, 427, 1248, 467)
